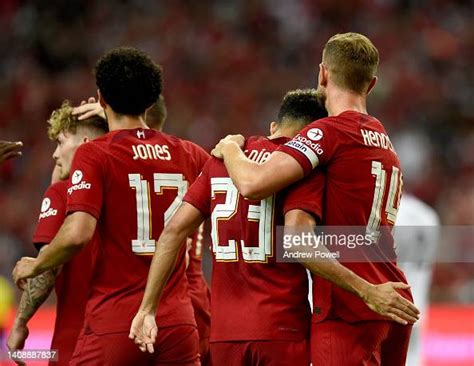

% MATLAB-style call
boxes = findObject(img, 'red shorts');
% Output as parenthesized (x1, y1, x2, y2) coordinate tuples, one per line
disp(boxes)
(49, 335, 77, 366)
(70, 324, 200, 366)
(311, 320, 412, 366)
(210, 339, 309, 366)
(199, 336, 210, 366)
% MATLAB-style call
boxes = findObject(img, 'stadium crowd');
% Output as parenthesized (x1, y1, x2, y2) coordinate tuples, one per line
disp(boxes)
(0, 0, 472, 304)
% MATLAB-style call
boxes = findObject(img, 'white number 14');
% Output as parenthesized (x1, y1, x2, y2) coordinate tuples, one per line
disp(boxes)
(367, 161, 402, 242)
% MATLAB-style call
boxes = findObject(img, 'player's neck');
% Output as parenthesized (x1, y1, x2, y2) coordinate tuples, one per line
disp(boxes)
(268, 127, 298, 140)
(105, 110, 149, 131)
(268, 131, 284, 139)
(326, 87, 369, 117)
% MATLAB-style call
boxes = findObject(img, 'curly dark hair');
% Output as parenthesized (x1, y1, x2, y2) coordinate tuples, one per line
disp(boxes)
(277, 88, 327, 126)
(95, 47, 162, 116)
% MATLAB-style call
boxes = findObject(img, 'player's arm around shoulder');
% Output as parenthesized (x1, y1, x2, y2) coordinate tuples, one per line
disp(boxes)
(284, 209, 420, 325)
(184, 139, 211, 171)
(212, 134, 304, 200)
(12, 212, 97, 289)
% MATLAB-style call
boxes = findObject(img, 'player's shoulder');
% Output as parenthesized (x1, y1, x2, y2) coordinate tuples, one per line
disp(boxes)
(177, 136, 208, 156)
(399, 194, 439, 225)
(299, 117, 337, 135)
(153, 131, 200, 151)
(41, 180, 68, 209)
(244, 135, 262, 149)
(311, 111, 383, 129)
(245, 135, 289, 149)
(198, 156, 225, 175)
(48, 180, 69, 195)
(162, 133, 210, 167)
(39, 180, 67, 217)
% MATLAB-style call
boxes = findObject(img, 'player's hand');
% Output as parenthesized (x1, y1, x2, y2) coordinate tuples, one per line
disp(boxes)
(7, 320, 29, 366)
(129, 310, 158, 354)
(0, 141, 22, 164)
(12, 257, 39, 290)
(363, 282, 420, 325)
(72, 98, 105, 120)
(211, 134, 245, 159)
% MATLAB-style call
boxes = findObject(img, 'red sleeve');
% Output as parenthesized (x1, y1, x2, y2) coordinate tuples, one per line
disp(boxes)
(277, 118, 337, 175)
(282, 170, 326, 223)
(33, 182, 67, 248)
(66, 142, 105, 219)
(194, 144, 211, 172)
(183, 159, 212, 217)
(184, 140, 210, 176)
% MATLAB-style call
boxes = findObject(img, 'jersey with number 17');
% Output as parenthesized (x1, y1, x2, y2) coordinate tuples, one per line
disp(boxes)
(66, 128, 209, 334)
(279, 111, 413, 322)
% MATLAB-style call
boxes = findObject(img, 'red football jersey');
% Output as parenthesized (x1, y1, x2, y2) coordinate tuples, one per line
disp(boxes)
(278, 111, 412, 322)
(282, 169, 326, 222)
(33, 180, 96, 365)
(184, 136, 311, 342)
(186, 226, 211, 341)
(67, 128, 208, 334)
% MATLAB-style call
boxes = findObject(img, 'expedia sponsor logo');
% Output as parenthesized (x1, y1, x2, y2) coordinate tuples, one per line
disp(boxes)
(307, 128, 324, 141)
(72, 170, 83, 184)
(39, 208, 58, 219)
(68, 169, 91, 194)
(292, 134, 324, 155)
(68, 181, 92, 195)
(41, 198, 51, 212)
(39, 198, 57, 219)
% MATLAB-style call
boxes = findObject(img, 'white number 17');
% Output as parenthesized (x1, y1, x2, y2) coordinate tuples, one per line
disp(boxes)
(129, 173, 188, 254)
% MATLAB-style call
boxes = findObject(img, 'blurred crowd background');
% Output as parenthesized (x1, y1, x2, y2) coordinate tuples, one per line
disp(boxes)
(0, 0, 472, 307)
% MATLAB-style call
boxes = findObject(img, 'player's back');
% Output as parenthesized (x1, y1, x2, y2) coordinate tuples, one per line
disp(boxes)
(281, 111, 412, 322)
(320, 111, 411, 321)
(186, 136, 310, 342)
(314, 112, 401, 229)
(68, 128, 204, 334)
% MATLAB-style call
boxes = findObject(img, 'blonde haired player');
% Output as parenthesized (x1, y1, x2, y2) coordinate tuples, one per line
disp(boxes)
(7, 101, 107, 365)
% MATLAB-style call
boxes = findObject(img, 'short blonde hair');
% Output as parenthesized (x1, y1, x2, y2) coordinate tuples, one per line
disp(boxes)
(323, 32, 379, 94)
(47, 100, 108, 140)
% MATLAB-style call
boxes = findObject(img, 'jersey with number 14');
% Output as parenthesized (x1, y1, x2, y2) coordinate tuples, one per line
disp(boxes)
(279, 111, 413, 322)
(67, 128, 208, 334)
(184, 136, 311, 342)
